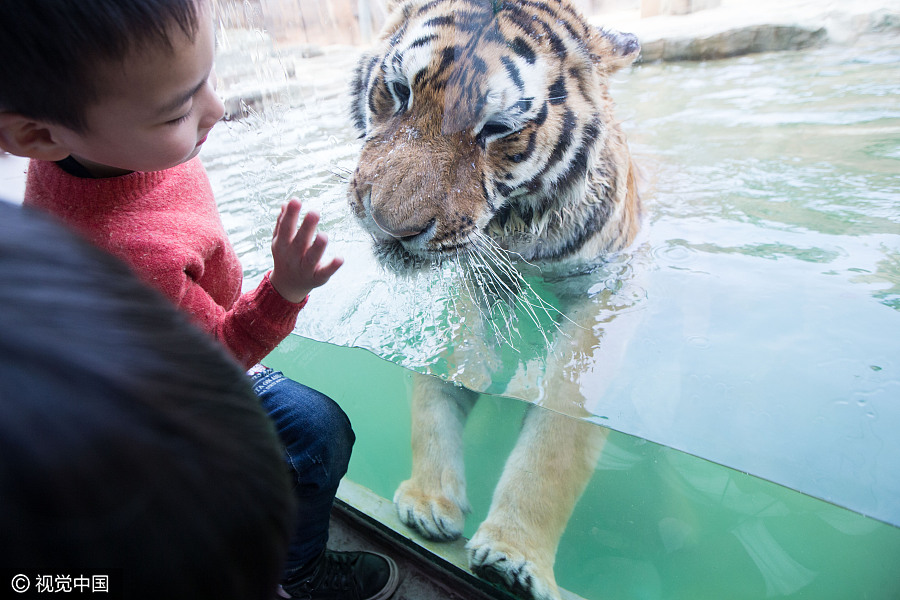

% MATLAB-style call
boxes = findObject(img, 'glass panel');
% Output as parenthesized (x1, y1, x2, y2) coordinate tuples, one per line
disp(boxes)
(206, 23, 900, 525)
(205, 2, 900, 597)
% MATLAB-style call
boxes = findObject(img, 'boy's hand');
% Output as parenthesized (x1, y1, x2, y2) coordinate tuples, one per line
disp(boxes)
(269, 198, 344, 304)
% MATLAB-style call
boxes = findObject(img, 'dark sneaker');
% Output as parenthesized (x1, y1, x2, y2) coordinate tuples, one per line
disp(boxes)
(277, 550, 400, 600)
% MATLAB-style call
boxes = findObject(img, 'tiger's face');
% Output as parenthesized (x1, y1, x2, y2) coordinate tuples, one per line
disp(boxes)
(349, 0, 641, 264)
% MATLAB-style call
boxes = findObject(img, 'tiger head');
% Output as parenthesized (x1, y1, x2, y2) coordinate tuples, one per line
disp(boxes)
(349, 0, 642, 265)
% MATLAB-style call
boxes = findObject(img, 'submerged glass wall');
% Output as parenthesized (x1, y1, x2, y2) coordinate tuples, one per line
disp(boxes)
(206, 2, 900, 598)
(263, 337, 900, 600)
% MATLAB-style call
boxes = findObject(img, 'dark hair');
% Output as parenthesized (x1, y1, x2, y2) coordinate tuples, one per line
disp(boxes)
(0, 0, 200, 131)
(0, 200, 293, 600)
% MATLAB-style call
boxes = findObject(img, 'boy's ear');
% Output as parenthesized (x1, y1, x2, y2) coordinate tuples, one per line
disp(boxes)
(0, 113, 71, 161)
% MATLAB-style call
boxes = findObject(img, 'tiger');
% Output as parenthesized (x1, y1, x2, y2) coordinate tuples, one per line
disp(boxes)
(347, 1, 642, 599)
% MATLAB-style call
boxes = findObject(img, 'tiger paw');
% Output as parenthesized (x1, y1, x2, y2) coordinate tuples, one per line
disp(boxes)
(393, 478, 467, 541)
(467, 525, 561, 600)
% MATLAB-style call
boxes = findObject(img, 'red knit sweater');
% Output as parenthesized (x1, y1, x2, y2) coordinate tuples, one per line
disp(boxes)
(23, 157, 304, 368)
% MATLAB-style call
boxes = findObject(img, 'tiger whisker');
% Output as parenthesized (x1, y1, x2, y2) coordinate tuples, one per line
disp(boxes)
(460, 250, 518, 346)
(470, 232, 566, 324)
(455, 248, 519, 348)
(473, 232, 585, 333)
(469, 233, 525, 286)
(465, 249, 527, 324)
(457, 232, 568, 348)
(464, 252, 522, 348)
(471, 250, 529, 347)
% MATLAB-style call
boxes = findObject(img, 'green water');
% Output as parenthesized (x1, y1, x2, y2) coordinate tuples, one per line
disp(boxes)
(264, 336, 900, 600)
(205, 29, 900, 600)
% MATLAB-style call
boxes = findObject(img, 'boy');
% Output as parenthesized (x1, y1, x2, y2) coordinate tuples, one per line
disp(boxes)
(0, 2, 399, 599)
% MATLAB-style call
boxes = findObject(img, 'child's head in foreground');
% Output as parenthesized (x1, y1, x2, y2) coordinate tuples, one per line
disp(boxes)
(0, 0, 224, 177)
(0, 200, 294, 599)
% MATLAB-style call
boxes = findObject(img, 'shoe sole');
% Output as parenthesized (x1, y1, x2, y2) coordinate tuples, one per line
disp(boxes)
(366, 552, 401, 600)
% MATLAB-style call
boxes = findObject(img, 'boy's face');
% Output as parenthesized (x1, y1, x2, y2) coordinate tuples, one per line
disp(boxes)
(53, 0, 224, 177)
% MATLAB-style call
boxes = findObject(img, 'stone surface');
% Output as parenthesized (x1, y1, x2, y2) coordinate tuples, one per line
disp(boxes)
(638, 24, 827, 61)
(595, 0, 900, 61)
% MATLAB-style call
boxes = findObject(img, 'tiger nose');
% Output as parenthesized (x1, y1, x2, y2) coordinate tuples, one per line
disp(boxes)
(371, 206, 434, 241)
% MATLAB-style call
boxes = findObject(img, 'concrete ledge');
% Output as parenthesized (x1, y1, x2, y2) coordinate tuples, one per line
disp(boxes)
(335, 479, 588, 600)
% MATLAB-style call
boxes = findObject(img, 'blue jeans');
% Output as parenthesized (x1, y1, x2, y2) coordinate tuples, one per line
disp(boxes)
(251, 367, 355, 574)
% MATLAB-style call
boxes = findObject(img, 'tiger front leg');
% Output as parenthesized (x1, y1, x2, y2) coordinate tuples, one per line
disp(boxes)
(467, 407, 608, 600)
(466, 288, 633, 600)
(394, 371, 478, 541)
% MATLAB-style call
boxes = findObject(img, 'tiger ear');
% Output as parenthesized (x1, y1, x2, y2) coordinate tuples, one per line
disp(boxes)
(592, 28, 641, 72)
(385, 0, 422, 14)
(379, 0, 425, 41)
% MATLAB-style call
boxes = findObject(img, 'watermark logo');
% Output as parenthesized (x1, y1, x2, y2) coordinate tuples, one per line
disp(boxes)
(4, 571, 120, 598)
(10, 574, 30, 594)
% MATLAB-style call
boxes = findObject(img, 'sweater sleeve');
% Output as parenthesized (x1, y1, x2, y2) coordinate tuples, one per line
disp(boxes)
(168, 266, 306, 369)
(153, 251, 307, 368)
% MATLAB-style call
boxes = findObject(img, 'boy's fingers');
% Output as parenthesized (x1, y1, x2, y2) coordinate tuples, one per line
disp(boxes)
(302, 233, 328, 267)
(284, 200, 302, 229)
(274, 200, 301, 246)
(317, 256, 344, 283)
(294, 210, 320, 251)
(273, 204, 285, 238)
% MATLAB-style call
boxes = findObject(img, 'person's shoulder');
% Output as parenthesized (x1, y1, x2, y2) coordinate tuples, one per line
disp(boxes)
(26, 158, 62, 179)
(22, 159, 71, 209)
(30, 157, 95, 187)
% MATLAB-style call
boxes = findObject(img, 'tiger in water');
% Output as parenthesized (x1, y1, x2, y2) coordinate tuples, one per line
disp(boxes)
(347, 1, 642, 599)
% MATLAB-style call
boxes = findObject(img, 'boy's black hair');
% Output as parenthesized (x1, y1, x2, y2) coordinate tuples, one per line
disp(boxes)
(0, 0, 201, 131)
(0, 199, 294, 600)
